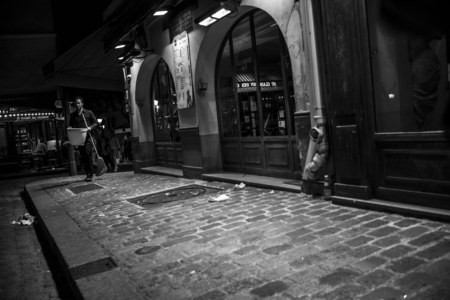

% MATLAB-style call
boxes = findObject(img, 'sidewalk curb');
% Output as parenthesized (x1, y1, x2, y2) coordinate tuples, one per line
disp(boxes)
(23, 180, 144, 300)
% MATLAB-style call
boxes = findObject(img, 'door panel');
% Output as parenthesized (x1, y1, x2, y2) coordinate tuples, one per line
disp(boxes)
(265, 140, 291, 169)
(155, 142, 182, 169)
(242, 141, 263, 166)
(222, 141, 241, 166)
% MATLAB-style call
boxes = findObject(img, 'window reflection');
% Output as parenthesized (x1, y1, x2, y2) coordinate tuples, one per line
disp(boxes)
(371, 0, 449, 132)
(151, 60, 180, 142)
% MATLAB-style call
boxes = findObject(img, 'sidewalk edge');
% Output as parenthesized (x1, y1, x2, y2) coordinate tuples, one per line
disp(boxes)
(23, 181, 144, 300)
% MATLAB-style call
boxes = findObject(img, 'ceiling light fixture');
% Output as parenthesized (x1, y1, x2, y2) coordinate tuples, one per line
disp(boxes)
(194, 1, 239, 27)
(153, 8, 169, 16)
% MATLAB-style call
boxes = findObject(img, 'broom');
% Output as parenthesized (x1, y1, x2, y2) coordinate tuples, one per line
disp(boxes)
(82, 112, 107, 176)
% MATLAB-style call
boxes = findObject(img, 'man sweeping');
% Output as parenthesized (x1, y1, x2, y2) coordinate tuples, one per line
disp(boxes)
(68, 96, 104, 181)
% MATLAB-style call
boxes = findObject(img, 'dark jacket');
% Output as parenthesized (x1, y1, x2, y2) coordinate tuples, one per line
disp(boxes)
(69, 108, 98, 129)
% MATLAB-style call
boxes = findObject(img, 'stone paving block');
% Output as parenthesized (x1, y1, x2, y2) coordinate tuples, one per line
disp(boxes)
(334, 218, 364, 229)
(367, 226, 399, 237)
(354, 212, 383, 220)
(289, 253, 324, 270)
(394, 218, 422, 228)
(313, 284, 367, 300)
(318, 268, 360, 287)
(360, 286, 406, 300)
(314, 227, 342, 236)
(290, 233, 318, 245)
(396, 272, 438, 292)
(398, 226, 429, 238)
(223, 277, 264, 295)
(250, 280, 289, 298)
(200, 222, 222, 231)
(357, 269, 394, 288)
(328, 212, 359, 222)
(408, 231, 447, 246)
(285, 227, 313, 239)
(258, 235, 292, 249)
(339, 226, 372, 238)
(262, 243, 293, 255)
(345, 235, 374, 247)
(415, 239, 450, 260)
(245, 215, 267, 223)
(349, 245, 381, 258)
(372, 235, 401, 247)
(387, 256, 426, 274)
(409, 285, 450, 300)
(320, 244, 352, 259)
(422, 258, 450, 279)
(222, 221, 247, 229)
(193, 234, 221, 244)
(308, 219, 335, 230)
(352, 255, 387, 272)
(233, 245, 259, 256)
(258, 263, 295, 281)
(379, 244, 416, 258)
(362, 219, 389, 228)
(234, 251, 268, 266)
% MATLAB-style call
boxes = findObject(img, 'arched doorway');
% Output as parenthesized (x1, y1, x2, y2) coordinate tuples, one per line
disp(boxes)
(151, 59, 182, 168)
(216, 10, 300, 178)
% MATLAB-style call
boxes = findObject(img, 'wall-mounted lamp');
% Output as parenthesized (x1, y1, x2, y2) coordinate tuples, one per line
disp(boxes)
(115, 41, 154, 64)
(194, 1, 239, 27)
(197, 78, 208, 91)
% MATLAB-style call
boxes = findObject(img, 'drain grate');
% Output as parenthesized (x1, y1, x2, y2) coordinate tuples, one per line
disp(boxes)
(128, 184, 222, 207)
(69, 183, 103, 194)
(69, 257, 117, 280)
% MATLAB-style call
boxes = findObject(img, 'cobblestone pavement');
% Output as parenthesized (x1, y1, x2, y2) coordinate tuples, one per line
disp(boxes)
(0, 175, 72, 300)
(36, 172, 450, 299)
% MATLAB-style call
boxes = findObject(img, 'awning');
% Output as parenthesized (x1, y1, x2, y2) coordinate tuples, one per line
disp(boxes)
(45, 24, 124, 92)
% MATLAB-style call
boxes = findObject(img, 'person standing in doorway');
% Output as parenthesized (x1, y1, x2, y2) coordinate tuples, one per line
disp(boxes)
(69, 96, 98, 181)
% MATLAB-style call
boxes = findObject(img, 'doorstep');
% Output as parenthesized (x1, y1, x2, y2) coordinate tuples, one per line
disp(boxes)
(202, 172, 302, 193)
(140, 166, 183, 177)
(333, 196, 450, 222)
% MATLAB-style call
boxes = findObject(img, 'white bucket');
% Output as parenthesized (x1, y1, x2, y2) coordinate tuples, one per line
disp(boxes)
(67, 128, 88, 146)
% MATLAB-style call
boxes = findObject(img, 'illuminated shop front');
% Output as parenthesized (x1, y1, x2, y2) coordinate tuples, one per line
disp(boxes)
(216, 10, 299, 178)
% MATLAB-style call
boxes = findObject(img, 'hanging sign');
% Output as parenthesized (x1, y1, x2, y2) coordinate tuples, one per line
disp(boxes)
(173, 31, 194, 109)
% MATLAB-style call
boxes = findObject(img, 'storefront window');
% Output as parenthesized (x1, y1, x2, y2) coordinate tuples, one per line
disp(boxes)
(370, 1, 449, 133)
(151, 59, 180, 142)
(217, 10, 295, 138)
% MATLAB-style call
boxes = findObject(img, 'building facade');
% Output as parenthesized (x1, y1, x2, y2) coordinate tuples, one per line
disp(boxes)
(102, 0, 449, 213)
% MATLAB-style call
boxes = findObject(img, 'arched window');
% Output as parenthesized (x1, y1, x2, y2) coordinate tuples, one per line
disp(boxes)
(151, 59, 180, 142)
(217, 10, 295, 138)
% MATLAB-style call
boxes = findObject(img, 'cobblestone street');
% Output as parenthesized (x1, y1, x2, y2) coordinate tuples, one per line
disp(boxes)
(26, 172, 450, 299)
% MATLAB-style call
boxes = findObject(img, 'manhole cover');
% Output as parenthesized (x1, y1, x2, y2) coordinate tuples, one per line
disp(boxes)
(69, 183, 103, 194)
(69, 257, 117, 280)
(128, 184, 222, 207)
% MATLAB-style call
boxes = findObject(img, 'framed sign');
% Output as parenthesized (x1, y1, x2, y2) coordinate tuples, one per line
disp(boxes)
(173, 31, 194, 109)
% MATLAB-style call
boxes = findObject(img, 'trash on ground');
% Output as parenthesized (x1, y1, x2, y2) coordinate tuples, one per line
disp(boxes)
(269, 190, 275, 194)
(11, 213, 35, 226)
(209, 194, 230, 202)
(233, 182, 246, 190)
(98, 213, 106, 217)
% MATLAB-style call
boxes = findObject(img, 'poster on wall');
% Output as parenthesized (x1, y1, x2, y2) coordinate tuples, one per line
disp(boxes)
(173, 30, 194, 109)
